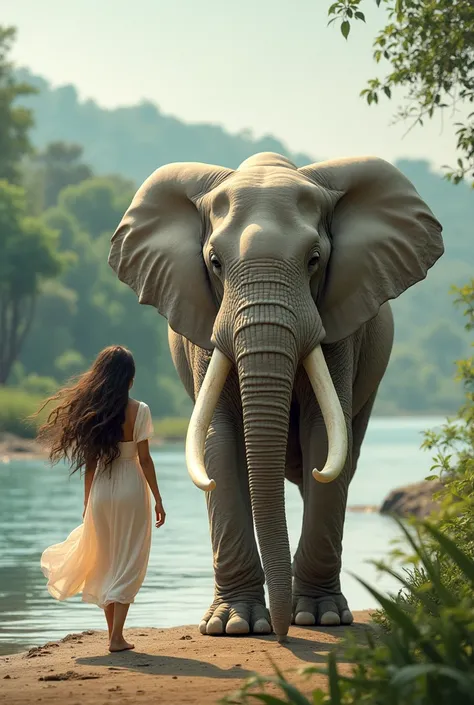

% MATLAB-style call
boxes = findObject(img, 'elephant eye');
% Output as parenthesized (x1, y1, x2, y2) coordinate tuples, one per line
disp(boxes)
(308, 252, 320, 271)
(210, 252, 222, 273)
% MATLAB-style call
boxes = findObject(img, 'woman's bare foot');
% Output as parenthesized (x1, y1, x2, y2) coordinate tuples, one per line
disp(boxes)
(109, 638, 135, 653)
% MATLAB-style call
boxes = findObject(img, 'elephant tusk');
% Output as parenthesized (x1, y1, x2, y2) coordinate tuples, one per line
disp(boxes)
(303, 346, 348, 483)
(185, 348, 232, 492)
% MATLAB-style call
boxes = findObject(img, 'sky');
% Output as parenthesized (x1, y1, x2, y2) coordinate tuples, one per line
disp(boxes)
(4, 0, 463, 170)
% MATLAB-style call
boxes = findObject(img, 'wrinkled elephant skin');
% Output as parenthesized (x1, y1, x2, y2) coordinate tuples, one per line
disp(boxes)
(109, 152, 444, 639)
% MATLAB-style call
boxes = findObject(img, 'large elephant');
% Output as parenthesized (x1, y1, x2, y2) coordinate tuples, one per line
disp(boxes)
(108, 152, 443, 641)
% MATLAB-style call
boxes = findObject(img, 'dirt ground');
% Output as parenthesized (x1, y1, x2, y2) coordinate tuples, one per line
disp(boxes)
(0, 613, 372, 705)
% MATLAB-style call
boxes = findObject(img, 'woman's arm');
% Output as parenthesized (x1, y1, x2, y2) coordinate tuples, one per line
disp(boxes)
(138, 440, 166, 527)
(83, 459, 97, 517)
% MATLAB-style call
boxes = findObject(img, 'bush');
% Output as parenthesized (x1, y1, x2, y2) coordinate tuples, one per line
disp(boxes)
(224, 519, 474, 705)
(0, 387, 43, 437)
(153, 416, 189, 441)
(54, 349, 86, 379)
(20, 373, 58, 397)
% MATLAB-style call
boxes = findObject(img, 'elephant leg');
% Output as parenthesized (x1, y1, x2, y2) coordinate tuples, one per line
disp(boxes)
(173, 339, 270, 636)
(291, 343, 356, 627)
(292, 410, 354, 627)
(199, 396, 270, 637)
(351, 390, 378, 480)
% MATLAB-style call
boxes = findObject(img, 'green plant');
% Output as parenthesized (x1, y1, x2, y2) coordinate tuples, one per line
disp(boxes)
(0, 387, 43, 437)
(223, 519, 474, 705)
(20, 373, 58, 397)
(153, 416, 189, 441)
(372, 281, 474, 629)
(326, 1, 474, 187)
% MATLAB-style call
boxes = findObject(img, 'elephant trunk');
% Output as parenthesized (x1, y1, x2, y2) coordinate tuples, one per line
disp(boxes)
(235, 312, 298, 641)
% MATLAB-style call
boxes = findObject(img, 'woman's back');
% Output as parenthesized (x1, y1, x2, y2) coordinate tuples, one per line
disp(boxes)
(121, 398, 140, 443)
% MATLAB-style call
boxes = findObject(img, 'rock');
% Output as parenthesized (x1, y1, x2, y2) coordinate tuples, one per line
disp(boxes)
(346, 505, 379, 513)
(380, 480, 443, 519)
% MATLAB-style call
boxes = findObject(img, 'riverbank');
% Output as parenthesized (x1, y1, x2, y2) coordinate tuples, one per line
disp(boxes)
(0, 432, 169, 463)
(0, 614, 372, 705)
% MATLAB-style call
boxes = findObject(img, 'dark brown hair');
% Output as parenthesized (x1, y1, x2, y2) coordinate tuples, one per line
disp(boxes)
(37, 345, 135, 473)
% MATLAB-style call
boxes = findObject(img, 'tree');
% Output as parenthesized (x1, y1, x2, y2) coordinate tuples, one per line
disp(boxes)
(327, 1, 474, 185)
(23, 141, 93, 213)
(0, 26, 36, 183)
(57, 176, 134, 239)
(0, 180, 63, 383)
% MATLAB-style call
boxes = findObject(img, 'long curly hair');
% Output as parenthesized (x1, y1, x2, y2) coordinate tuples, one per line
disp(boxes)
(36, 345, 136, 473)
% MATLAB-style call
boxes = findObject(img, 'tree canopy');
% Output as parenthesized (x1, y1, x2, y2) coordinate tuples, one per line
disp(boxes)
(0, 26, 36, 184)
(0, 180, 63, 383)
(327, 0, 474, 185)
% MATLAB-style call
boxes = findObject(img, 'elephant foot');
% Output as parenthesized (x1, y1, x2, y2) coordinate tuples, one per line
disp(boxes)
(199, 601, 272, 636)
(292, 594, 353, 627)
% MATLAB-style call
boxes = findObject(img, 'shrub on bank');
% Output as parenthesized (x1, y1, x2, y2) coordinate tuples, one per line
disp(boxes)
(153, 416, 189, 441)
(0, 385, 190, 442)
(0, 387, 42, 438)
(224, 520, 474, 705)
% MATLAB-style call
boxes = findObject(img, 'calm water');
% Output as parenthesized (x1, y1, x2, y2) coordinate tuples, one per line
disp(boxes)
(0, 417, 443, 654)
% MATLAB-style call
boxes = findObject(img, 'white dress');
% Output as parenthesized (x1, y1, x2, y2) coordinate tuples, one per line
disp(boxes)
(41, 402, 154, 607)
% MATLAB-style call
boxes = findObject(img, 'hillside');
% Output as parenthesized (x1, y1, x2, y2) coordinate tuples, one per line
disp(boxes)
(17, 69, 312, 182)
(14, 69, 474, 416)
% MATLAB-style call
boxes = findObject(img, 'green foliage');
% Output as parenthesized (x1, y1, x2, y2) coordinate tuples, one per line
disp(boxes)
(0, 387, 42, 437)
(22, 141, 92, 214)
(153, 417, 189, 441)
(57, 176, 132, 239)
(54, 350, 86, 380)
(0, 26, 36, 184)
(0, 179, 64, 383)
(16, 68, 313, 184)
(19, 374, 58, 397)
(224, 519, 474, 705)
(326, 1, 474, 186)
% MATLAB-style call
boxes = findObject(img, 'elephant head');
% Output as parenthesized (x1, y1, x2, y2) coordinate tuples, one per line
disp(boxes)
(109, 152, 443, 637)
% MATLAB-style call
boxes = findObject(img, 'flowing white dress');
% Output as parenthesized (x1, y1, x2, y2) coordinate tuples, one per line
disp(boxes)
(41, 402, 154, 607)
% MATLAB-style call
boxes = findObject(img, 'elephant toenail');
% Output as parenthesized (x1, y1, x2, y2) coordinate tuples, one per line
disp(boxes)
(295, 611, 316, 626)
(226, 617, 250, 635)
(206, 617, 224, 635)
(253, 619, 272, 634)
(341, 610, 354, 625)
(320, 611, 341, 626)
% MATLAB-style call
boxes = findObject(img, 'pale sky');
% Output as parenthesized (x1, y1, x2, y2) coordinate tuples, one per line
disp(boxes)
(4, 0, 462, 170)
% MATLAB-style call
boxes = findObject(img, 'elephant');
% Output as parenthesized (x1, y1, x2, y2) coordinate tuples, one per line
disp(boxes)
(108, 151, 443, 641)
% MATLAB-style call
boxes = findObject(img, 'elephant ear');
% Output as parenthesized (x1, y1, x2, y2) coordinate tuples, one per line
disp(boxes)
(108, 162, 233, 349)
(300, 157, 444, 343)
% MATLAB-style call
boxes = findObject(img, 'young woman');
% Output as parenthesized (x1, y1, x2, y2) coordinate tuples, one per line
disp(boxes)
(37, 345, 165, 652)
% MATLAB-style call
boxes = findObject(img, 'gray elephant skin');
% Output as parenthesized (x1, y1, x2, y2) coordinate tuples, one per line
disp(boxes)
(108, 152, 443, 641)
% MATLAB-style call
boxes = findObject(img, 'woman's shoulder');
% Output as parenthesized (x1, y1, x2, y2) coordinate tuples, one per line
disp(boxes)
(129, 398, 150, 412)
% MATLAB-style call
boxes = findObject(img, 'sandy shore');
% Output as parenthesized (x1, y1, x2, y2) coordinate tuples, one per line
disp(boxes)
(0, 613, 372, 705)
